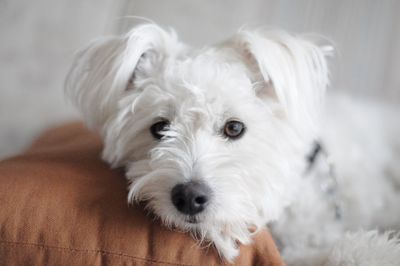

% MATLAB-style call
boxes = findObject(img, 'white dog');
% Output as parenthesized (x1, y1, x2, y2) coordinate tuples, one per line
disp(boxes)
(65, 24, 400, 265)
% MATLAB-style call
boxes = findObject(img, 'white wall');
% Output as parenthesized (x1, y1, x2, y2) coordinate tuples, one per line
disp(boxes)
(0, 0, 122, 158)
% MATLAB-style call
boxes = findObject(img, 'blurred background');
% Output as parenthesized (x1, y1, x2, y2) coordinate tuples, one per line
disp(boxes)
(0, 0, 399, 159)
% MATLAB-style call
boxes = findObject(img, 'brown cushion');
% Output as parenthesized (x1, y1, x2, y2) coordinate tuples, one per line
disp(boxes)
(0, 122, 284, 266)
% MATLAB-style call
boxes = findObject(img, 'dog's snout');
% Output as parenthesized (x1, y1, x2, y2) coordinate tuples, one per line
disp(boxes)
(171, 181, 211, 215)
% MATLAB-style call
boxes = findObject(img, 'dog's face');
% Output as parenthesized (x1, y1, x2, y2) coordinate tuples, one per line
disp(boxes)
(66, 24, 330, 261)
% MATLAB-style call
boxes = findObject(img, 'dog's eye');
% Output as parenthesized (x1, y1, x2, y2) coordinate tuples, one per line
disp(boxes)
(223, 120, 246, 139)
(150, 120, 170, 140)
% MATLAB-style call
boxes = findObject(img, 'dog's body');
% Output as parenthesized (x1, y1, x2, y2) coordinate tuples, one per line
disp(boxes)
(272, 95, 400, 265)
(66, 24, 400, 265)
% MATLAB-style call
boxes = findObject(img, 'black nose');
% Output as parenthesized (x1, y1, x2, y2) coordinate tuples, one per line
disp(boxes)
(171, 181, 211, 215)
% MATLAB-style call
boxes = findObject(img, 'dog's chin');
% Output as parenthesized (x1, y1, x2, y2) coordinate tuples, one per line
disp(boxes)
(185, 216, 202, 224)
(171, 214, 204, 226)
(172, 214, 213, 231)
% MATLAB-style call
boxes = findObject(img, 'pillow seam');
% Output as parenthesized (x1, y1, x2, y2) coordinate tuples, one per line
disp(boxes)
(0, 240, 199, 266)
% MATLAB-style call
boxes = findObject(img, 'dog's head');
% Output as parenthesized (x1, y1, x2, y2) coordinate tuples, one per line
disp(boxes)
(66, 24, 330, 261)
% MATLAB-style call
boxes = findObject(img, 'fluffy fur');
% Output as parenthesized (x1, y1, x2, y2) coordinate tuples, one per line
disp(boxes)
(65, 24, 400, 264)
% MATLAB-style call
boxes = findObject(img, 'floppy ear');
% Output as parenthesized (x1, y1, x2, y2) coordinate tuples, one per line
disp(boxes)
(228, 30, 332, 137)
(65, 24, 181, 130)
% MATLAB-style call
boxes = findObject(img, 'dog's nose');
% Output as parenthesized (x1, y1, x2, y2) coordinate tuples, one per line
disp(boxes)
(171, 181, 211, 215)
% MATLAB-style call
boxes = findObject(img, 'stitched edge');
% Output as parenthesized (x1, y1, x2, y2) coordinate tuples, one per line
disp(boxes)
(0, 240, 198, 266)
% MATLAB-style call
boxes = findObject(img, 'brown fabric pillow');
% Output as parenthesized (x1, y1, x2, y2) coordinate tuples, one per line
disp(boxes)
(0, 122, 284, 266)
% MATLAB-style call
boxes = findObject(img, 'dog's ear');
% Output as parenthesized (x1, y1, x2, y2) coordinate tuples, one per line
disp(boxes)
(65, 24, 182, 130)
(227, 30, 332, 137)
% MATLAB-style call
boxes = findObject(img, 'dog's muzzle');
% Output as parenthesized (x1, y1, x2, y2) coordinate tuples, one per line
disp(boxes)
(171, 181, 211, 216)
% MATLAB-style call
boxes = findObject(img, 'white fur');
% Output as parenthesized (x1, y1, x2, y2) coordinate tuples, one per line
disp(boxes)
(65, 24, 400, 264)
(324, 231, 400, 266)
